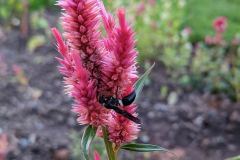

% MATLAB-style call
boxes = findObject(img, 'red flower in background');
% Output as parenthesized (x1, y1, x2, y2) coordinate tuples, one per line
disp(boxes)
(213, 17, 227, 33)
(232, 38, 239, 45)
(137, 2, 146, 17)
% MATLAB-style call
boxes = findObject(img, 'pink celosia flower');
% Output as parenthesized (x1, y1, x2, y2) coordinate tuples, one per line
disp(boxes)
(232, 38, 239, 45)
(57, 0, 103, 84)
(100, 9, 140, 146)
(213, 17, 227, 33)
(52, 28, 108, 126)
(101, 8, 138, 95)
(53, 1, 140, 146)
(205, 35, 212, 44)
(0, 134, 13, 160)
(107, 103, 140, 147)
(94, 151, 101, 160)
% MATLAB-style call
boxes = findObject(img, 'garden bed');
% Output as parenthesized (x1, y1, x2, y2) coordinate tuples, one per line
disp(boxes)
(0, 30, 240, 160)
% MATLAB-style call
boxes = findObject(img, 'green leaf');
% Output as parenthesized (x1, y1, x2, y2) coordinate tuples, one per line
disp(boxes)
(225, 155, 240, 160)
(81, 125, 97, 160)
(120, 143, 178, 157)
(27, 35, 46, 53)
(133, 63, 155, 103)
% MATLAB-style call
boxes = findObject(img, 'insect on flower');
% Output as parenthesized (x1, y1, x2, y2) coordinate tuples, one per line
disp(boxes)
(99, 89, 141, 124)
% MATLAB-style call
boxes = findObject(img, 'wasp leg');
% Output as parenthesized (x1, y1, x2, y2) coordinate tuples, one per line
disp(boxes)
(111, 106, 141, 124)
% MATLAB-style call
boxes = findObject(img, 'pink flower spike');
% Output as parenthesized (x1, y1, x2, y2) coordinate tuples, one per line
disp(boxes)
(101, 8, 138, 95)
(52, 28, 69, 60)
(52, 0, 141, 146)
(57, 0, 104, 80)
(107, 104, 140, 147)
(94, 151, 101, 160)
(213, 17, 227, 33)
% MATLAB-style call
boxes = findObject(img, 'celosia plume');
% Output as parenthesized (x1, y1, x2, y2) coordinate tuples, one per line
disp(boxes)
(101, 8, 138, 96)
(205, 17, 228, 46)
(53, 0, 140, 146)
(213, 17, 227, 33)
(57, 0, 104, 85)
(99, 9, 140, 146)
(52, 28, 108, 126)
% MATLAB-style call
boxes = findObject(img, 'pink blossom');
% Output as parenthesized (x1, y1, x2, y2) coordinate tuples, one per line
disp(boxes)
(53, 1, 140, 146)
(57, 0, 103, 83)
(52, 28, 108, 126)
(99, 1, 116, 52)
(0, 134, 13, 160)
(183, 27, 192, 36)
(101, 8, 138, 95)
(12, 65, 21, 73)
(205, 35, 212, 44)
(232, 38, 239, 45)
(107, 104, 140, 147)
(150, 0, 156, 6)
(137, 2, 146, 17)
(213, 17, 227, 33)
(94, 151, 101, 160)
(99, 9, 140, 146)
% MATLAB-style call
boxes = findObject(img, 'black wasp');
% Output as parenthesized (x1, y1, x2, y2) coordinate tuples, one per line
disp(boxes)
(99, 89, 141, 124)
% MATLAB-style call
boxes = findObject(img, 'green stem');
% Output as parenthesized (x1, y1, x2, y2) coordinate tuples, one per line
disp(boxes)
(101, 126, 117, 160)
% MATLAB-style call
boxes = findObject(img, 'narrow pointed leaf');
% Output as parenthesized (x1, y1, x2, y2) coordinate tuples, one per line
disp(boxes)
(120, 143, 178, 157)
(133, 63, 155, 103)
(81, 125, 98, 160)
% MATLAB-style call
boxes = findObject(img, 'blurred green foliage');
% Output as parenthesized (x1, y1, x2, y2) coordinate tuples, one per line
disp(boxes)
(0, 0, 24, 26)
(0, 0, 56, 52)
(28, 0, 56, 10)
(184, 0, 240, 42)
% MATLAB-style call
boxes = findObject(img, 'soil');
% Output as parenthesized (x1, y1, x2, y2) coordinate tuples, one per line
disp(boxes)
(1, 24, 240, 160)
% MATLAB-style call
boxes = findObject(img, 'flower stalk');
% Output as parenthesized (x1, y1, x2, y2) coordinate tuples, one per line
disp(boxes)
(101, 126, 117, 160)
